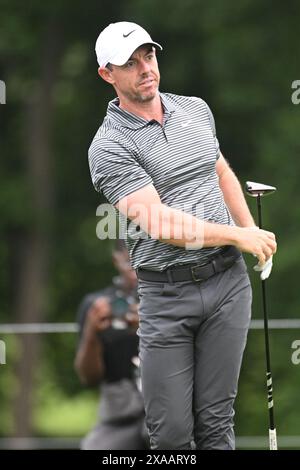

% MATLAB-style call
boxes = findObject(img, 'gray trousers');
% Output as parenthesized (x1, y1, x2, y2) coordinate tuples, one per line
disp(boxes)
(80, 416, 147, 450)
(137, 256, 252, 450)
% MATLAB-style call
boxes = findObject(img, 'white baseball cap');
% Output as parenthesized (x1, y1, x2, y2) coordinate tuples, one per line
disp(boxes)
(95, 21, 163, 68)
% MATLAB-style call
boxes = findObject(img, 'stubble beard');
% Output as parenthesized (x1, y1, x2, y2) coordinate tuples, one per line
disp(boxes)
(123, 88, 157, 104)
(124, 77, 160, 104)
(136, 91, 157, 103)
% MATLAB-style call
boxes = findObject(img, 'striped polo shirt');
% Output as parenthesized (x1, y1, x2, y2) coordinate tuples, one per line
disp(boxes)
(89, 92, 234, 271)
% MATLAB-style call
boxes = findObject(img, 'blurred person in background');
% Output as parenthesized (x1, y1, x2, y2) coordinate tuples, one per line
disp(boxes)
(74, 241, 148, 450)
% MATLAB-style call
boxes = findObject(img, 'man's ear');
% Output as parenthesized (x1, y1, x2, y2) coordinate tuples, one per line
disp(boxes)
(98, 66, 115, 85)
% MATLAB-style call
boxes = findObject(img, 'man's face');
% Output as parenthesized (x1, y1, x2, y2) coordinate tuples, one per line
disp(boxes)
(104, 45, 160, 104)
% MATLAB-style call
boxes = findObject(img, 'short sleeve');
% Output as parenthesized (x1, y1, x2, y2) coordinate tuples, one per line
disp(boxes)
(205, 104, 220, 160)
(88, 139, 153, 205)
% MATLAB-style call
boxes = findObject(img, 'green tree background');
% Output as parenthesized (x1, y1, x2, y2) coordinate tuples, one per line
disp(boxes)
(0, 0, 299, 448)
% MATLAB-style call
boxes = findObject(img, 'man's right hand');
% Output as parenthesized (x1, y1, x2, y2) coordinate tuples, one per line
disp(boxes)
(125, 303, 139, 331)
(85, 297, 112, 333)
(234, 226, 277, 265)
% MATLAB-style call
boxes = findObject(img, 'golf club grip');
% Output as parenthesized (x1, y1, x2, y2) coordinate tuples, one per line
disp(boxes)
(269, 428, 278, 450)
(266, 371, 275, 421)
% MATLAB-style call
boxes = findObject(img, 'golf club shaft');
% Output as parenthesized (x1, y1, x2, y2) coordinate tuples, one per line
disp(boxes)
(257, 195, 277, 449)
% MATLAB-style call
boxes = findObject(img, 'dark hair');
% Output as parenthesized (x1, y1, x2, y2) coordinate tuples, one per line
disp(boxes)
(106, 63, 113, 71)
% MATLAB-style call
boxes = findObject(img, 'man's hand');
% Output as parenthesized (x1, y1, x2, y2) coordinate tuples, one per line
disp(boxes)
(75, 297, 111, 385)
(85, 297, 112, 333)
(125, 303, 139, 331)
(234, 226, 277, 265)
(253, 255, 273, 280)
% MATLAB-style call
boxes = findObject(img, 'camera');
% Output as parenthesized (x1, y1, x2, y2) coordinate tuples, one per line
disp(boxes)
(110, 291, 138, 320)
(111, 296, 131, 318)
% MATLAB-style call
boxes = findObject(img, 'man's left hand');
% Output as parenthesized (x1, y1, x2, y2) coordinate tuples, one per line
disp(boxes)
(253, 255, 273, 280)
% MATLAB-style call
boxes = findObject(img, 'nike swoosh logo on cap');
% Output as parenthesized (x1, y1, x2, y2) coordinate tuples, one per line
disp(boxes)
(123, 30, 136, 38)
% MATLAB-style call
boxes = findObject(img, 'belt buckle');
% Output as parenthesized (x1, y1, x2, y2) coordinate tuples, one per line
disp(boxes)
(191, 263, 207, 282)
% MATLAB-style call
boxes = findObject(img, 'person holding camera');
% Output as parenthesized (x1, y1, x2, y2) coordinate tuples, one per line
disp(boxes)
(74, 242, 148, 450)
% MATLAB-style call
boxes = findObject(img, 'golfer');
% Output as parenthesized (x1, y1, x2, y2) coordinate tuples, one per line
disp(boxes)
(88, 22, 277, 450)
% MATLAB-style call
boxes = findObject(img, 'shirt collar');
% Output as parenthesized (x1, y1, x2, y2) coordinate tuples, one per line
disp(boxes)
(106, 92, 176, 130)
(160, 92, 176, 117)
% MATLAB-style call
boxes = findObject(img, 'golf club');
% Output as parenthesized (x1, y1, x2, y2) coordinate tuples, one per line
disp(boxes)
(245, 181, 278, 451)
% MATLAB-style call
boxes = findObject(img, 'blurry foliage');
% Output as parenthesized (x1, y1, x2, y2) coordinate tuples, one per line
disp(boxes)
(33, 344, 99, 436)
(0, 0, 300, 442)
(0, 335, 20, 433)
(236, 331, 300, 436)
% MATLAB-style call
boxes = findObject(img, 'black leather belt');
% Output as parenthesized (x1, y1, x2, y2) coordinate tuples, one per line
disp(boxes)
(136, 246, 241, 283)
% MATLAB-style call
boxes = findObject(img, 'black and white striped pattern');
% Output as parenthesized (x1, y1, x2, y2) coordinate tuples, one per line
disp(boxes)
(89, 92, 234, 271)
(266, 372, 274, 409)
